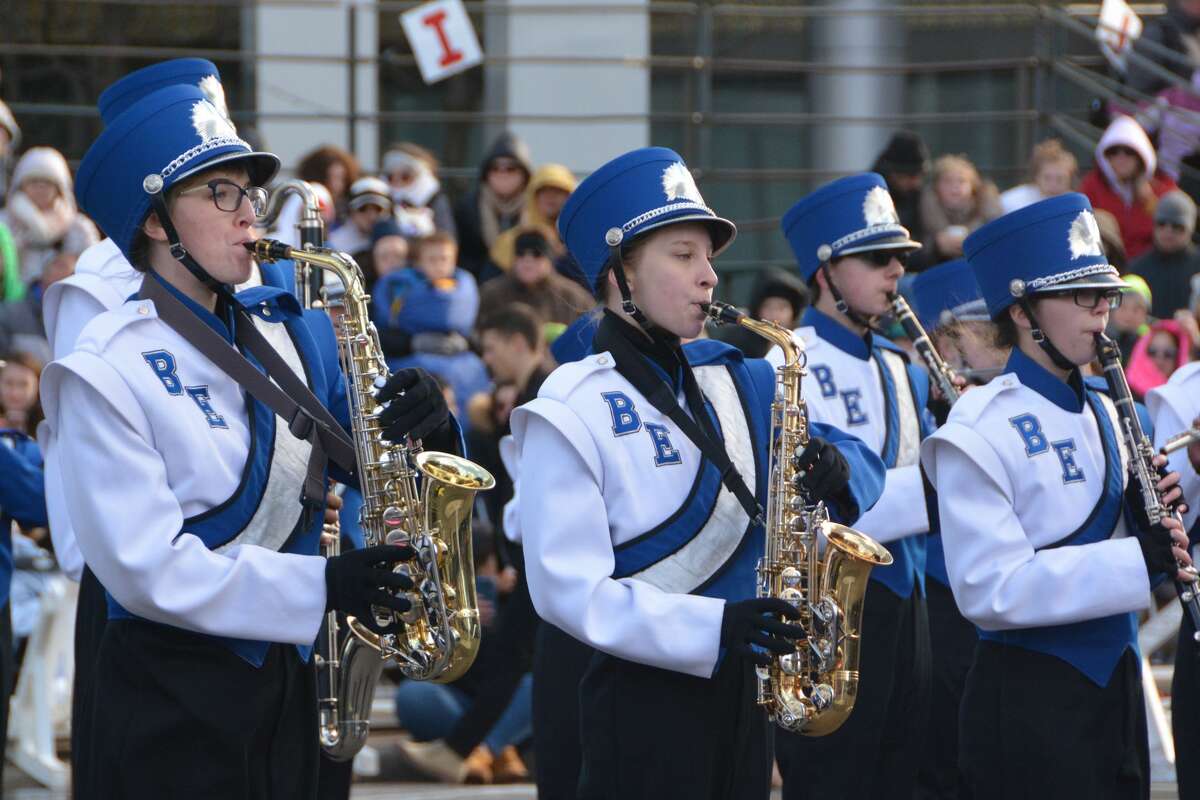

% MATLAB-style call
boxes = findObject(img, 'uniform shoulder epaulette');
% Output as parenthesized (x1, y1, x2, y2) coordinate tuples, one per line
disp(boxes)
(537, 351, 619, 403)
(946, 372, 1021, 426)
(73, 298, 161, 356)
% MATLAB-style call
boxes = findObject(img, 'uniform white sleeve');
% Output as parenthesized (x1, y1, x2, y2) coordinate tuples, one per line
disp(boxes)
(928, 434, 1151, 630)
(852, 463, 929, 543)
(1151, 400, 1200, 533)
(498, 434, 522, 544)
(56, 371, 327, 645)
(49, 286, 111, 360)
(518, 413, 725, 678)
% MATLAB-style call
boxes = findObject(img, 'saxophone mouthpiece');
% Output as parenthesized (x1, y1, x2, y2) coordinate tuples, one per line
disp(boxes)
(701, 301, 744, 326)
(246, 237, 293, 263)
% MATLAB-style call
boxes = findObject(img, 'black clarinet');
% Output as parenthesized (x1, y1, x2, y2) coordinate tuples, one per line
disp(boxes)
(888, 292, 961, 404)
(1095, 333, 1200, 641)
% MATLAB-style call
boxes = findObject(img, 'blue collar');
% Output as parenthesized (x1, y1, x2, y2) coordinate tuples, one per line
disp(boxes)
(138, 272, 235, 343)
(802, 306, 872, 360)
(1006, 346, 1085, 413)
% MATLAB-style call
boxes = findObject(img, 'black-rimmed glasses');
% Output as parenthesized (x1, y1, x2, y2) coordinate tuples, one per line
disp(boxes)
(177, 178, 268, 216)
(1045, 287, 1124, 310)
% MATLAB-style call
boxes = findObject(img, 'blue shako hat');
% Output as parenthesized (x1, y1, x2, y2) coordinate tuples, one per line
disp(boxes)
(964, 193, 1127, 319)
(558, 147, 736, 290)
(76, 84, 279, 263)
(99, 58, 229, 125)
(911, 259, 988, 330)
(782, 172, 921, 282)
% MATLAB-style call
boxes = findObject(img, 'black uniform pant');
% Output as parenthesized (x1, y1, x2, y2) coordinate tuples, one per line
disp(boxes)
(959, 642, 1148, 800)
(1174, 613, 1200, 799)
(533, 621, 593, 800)
(446, 564, 539, 756)
(916, 577, 977, 800)
(777, 581, 932, 800)
(71, 566, 107, 796)
(79, 619, 318, 800)
(577, 646, 770, 800)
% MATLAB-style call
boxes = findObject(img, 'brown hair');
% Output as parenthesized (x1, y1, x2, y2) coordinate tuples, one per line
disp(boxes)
(1, 351, 44, 435)
(296, 145, 360, 199)
(477, 303, 543, 351)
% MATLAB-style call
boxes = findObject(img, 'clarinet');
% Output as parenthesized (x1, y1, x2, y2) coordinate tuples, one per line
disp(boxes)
(887, 292, 961, 405)
(1095, 333, 1200, 642)
(1162, 427, 1200, 456)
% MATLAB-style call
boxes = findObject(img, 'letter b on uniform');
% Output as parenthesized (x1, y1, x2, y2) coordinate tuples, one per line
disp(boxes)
(601, 391, 642, 436)
(142, 349, 183, 395)
(1009, 413, 1049, 456)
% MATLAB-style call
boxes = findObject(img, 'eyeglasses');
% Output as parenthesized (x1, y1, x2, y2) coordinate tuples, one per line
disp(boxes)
(1045, 287, 1124, 310)
(858, 249, 909, 268)
(177, 179, 268, 216)
(1148, 347, 1178, 359)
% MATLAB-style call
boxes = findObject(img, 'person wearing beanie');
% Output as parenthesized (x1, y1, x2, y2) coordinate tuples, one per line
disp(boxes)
(41, 68, 457, 797)
(382, 141, 456, 237)
(1129, 189, 1200, 319)
(478, 223, 593, 332)
(1106, 273, 1154, 363)
(453, 131, 534, 280)
(0, 147, 99, 288)
(1080, 115, 1178, 261)
(871, 130, 931, 243)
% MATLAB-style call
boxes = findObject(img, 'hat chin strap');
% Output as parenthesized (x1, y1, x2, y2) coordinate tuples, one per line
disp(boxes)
(820, 262, 876, 331)
(1015, 296, 1077, 372)
(604, 229, 679, 345)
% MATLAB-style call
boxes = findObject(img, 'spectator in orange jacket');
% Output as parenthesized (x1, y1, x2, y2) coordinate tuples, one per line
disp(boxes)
(1080, 115, 1178, 261)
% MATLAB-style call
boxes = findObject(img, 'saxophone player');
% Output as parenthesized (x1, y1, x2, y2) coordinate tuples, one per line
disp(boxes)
(40, 73, 454, 799)
(512, 147, 885, 799)
(921, 194, 1191, 800)
(768, 173, 934, 800)
(1145, 357, 1200, 799)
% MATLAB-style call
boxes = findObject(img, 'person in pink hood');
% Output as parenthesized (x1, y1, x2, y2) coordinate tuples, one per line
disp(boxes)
(1126, 318, 1193, 399)
(1081, 115, 1178, 261)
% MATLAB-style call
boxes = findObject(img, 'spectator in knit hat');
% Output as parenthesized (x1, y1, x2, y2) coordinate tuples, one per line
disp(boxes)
(1106, 274, 1154, 363)
(477, 225, 593, 334)
(0, 147, 98, 289)
(371, 218, 410, 281)
(328, 176, 394, 286)
(1130, 189, 1200, 319)
(871, 131, 930, 242)
(1000, 139, 1078, 214)
(383, 142, 456, 237)
(453, 132, 533, 280)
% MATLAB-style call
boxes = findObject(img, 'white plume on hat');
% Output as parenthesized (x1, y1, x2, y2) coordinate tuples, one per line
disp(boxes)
(1067, 210, 1103, 260)
(662, 162, 704, 204)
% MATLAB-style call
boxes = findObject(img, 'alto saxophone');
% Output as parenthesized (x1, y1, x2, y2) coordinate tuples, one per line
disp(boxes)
(250, 239, 495, 756)
(704, 302, 892, 736)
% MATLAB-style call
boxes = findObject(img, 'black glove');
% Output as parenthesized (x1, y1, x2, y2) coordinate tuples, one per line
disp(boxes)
(377, 368, 450, 443)
(719, 597, 806, 667)
(792, 437, 851, 501)
(325, 544, 416, 634)
(1135, 522, 1179, 578)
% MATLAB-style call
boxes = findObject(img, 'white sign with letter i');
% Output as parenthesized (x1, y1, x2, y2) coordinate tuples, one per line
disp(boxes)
(400, 0, 484, 85)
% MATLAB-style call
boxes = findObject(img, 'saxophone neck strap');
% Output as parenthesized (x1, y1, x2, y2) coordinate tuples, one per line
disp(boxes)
(141, 275, 358, 508)
(594, 313, 764, 526)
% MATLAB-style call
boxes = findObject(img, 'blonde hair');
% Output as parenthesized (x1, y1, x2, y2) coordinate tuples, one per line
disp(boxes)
(1027, 139, 1078, 182)
(932, 154, 980, 188)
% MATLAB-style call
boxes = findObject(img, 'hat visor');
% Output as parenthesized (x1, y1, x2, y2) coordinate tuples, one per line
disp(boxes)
(350, 193, 393, 210)
(635, 212, 738, 257)
(839, 233, 922, 258)
(169, 150, 281, 190)
(1034, 270, 1129, 294)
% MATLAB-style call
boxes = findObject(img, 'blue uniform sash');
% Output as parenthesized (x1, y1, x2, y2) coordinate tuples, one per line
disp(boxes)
(871, 344, 927, 598)
(106, 290, 335, 667)
(610, 342, 770, 604)
(977, 390, 1136, 686)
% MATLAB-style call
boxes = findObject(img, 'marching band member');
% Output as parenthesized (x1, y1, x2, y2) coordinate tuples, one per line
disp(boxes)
(1145, 360, 1200, 799)
(769, 173, 933, 799)
(512, 147, 885, 799)
(909, 259, 1002, 799)
(40, 77, 449, 798)
(921, 193, 1191, 799)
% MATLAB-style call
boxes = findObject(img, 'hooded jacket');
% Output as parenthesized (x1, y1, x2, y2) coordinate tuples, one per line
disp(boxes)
(453, 132, 534, 279)
(489, 164, 577, 272)
(1080, 116, 1178, 260)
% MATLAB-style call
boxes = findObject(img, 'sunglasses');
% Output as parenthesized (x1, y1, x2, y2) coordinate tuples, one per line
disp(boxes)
(1106, 145, 1139, 158)
(1044, 287, 1124, 310)
(1148, 347, 1178, 359)
(489, 161, 523, 175)
(855, 249, 909, 268)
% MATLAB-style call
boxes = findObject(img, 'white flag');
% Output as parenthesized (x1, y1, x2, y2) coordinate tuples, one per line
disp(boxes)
(1096, 0, 1143, 75)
